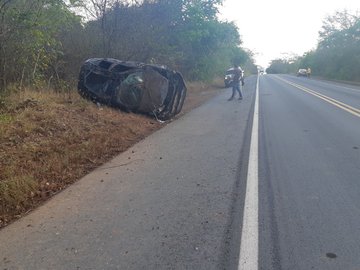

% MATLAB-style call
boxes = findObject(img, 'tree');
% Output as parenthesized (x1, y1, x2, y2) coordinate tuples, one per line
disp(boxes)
(77, 0, 251, 81)
(315, 10, 360, 81)
(0, 0, 81, 91)
(0, 0, 255, 91)
(268, 10, 360, 82)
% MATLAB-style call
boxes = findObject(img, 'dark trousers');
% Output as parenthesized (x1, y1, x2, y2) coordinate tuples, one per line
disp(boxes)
(230, 82, 242, 99)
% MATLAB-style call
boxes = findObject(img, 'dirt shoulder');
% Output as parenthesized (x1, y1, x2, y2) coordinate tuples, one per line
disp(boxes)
(0, 80, 224, 228)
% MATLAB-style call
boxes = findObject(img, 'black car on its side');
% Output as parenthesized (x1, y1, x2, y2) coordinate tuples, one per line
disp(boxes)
(78, 58, 187, 120)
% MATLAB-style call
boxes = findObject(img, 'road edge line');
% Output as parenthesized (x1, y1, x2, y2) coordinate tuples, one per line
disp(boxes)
(238, 74, 259, 270)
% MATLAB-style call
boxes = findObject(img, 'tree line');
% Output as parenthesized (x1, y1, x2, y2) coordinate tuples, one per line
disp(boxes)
(0, 0, 256, 93)
(266, 10, 360, 82)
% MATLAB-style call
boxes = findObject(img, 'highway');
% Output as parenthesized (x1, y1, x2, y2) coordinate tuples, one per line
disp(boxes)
(258, 75, 360, 269)
(0, 74, 359, 269)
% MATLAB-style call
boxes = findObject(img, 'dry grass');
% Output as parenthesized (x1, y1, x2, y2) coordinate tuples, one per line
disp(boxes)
(181, 78, 224, 112)
(0, 81, 222, 228)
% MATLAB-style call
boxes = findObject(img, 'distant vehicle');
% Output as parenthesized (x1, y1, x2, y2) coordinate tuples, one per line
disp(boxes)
(224, 68, 235, 87)
(224, 68, 244, 87)
(297, 69, 308, 77)
(78, 58, 187, 121)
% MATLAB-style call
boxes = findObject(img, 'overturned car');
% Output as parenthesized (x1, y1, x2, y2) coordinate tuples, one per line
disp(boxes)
(78, 58, 187, 120)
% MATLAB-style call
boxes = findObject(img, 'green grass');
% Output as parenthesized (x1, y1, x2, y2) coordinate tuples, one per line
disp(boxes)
(0, 114, 13, 124)
(0, 175, 38, 214)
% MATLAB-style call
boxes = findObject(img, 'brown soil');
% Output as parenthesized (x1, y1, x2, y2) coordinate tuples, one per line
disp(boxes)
(0, 79, 224, 228)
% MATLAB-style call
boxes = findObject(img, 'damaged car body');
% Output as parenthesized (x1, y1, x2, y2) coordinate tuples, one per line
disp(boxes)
(78, 58, 187, 120)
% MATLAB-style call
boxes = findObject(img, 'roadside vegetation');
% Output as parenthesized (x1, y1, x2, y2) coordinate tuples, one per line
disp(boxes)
(0, 88, 160, 226)
(0, 0, 257, 92)
(1, 0, 252, 227)
(0, 79, 223, 228)
(266, 10, 360, 82)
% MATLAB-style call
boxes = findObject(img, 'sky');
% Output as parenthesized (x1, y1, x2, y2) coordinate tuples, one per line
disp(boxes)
(219, 0, 360, 68)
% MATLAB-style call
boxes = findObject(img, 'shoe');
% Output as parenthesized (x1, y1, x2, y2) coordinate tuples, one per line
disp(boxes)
(238, 97, 243, 100)
(228, 98, 233, 101)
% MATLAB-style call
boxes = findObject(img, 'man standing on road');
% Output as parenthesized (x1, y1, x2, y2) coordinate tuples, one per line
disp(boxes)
(307, 67, 311, 78)
(228, 64, 244, 101)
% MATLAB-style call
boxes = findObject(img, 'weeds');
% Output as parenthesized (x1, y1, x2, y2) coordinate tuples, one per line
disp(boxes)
(0, 175, 38, 215)
(0, 88, 162, 226)
(0, 82, 220, 228)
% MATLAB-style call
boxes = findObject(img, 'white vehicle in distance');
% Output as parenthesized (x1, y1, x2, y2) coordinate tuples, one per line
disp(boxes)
(297, 68, 308, 77)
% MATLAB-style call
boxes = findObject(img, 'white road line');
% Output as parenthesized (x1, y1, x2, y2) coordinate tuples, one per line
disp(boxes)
(238, 74, 259, 270)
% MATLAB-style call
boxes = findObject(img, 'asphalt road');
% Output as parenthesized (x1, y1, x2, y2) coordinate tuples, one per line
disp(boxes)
(258, 75, 360, 270)
(1, 75, 360, 270)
